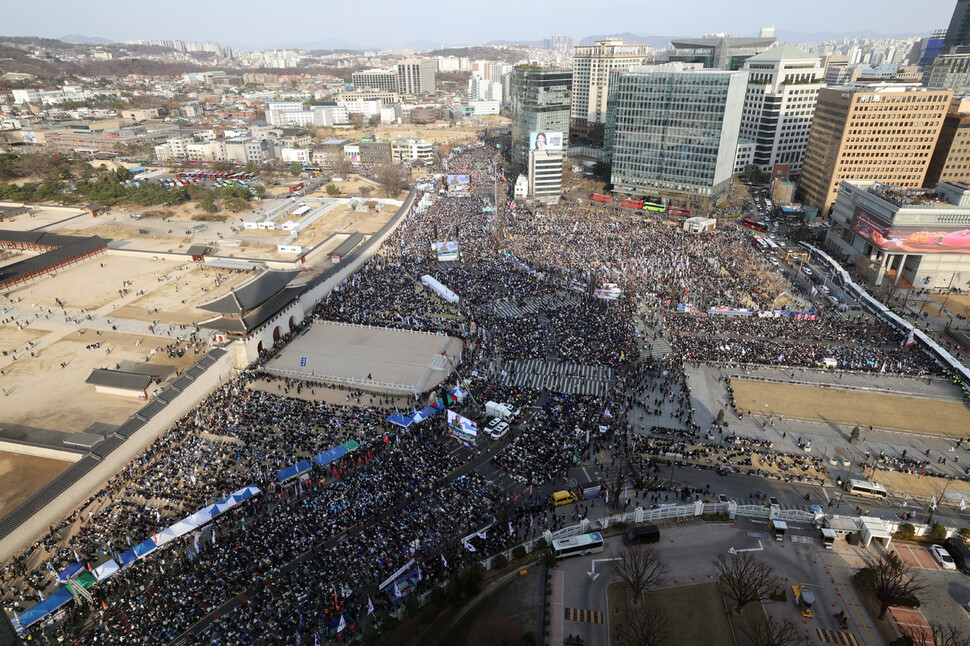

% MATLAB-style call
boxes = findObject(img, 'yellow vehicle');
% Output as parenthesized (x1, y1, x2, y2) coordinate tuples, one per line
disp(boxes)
(792, 585, 815, 619)
(551, 490, 578, 507)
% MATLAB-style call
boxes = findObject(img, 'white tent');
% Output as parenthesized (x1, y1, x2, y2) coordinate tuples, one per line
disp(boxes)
(420, 275, 459, 305)
(92, 559, 120, 582)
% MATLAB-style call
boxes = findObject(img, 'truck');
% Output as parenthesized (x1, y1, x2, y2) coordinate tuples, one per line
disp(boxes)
(484, 401, 514, 422)
(792, 585, 815, 618)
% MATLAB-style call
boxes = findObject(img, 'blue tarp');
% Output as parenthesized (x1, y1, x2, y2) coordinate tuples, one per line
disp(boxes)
(56, 563, 84, 583)
(277, 460, 312, 482)
(17, 587, 74, 628)
(313, 446, 347, 467)
(133, 538, 157, 558)
(411, 406, 440, 423)
(385, 413, 414, 428)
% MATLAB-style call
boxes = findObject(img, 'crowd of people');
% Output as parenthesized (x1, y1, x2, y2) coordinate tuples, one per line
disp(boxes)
(2, 133, 962, 645)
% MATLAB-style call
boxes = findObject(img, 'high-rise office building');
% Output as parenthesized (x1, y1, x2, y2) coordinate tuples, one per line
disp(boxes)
(944, 0, 970, 51)
(352, 69, 398, 92)
(738, 45, 824, 174)
(924, 98, 970, 186)
(667, 34, 776, 70)
(925, 49, 970, 94)
(570, 39, 654, 144)
(510, 67, 572, 169)
(396, 59, 437, 95)
(603, 63, 747, 199)
(796, 84, 953, 216)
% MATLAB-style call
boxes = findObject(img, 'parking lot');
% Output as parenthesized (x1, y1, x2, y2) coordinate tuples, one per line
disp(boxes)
(895, 543, 948, 571)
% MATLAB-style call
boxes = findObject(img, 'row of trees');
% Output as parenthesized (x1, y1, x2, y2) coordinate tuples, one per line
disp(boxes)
(609, 546, 967, 646)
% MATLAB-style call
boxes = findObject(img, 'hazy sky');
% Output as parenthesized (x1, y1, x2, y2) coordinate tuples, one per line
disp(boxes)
(1, 0, 960, 49)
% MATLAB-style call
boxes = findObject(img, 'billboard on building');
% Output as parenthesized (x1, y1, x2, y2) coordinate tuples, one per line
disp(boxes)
(433, 241, 460, 261)
(850, 207, 970, 254)
(446, 174, 471, 196)
(529, 131, 563, 151)
(447, 409, 477, 449)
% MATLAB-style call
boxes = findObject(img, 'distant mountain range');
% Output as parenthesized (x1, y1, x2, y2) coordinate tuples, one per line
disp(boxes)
(486, 28, 929, 51)
(59, 34, 113, 45)
(52, 27, 930, 54)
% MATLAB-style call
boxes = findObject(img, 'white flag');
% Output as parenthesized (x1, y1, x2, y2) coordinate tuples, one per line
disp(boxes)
(393, 580, 401, 597)
(441, 553, 448, 568)
(476, 530, 487, 540)
(962, 498, 967, 511)
(932, 495, 938, 509)
(367, 597, 374, 615)
(337, 615, 346, 633)
(464, 541, 476, 552)
(509, 522, 514, 536)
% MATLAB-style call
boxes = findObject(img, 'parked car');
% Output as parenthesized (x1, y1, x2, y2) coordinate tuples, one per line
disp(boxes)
(488, 422, 509, 440)
(931, 544, 957, 570)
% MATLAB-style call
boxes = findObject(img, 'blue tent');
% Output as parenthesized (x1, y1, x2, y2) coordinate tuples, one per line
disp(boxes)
(56, 563, 84, 583)
(313, 446, 347, 467)
(385, 413, 414, 428)
(411, 406, 440, 424)
(133, 538, 157, 558)
(118, 549, 138, 567)
(277, 460, 312, 482)
(17, 586, 74, 628)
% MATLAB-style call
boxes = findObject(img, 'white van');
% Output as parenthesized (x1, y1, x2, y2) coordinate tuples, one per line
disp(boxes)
(484, 401, 514, 421)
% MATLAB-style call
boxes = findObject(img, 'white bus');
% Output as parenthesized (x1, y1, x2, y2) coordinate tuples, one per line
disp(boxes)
(551, 532, 605, 559)
(843, 479, 888, 499)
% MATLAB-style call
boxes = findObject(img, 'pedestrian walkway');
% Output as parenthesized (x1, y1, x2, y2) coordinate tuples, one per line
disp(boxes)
(490, 293, 576, 319)
(496, 359, 614, 397)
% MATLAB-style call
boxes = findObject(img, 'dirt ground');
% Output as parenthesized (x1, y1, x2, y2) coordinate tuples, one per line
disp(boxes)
(0, 330, 200, 434)
(731, 379, 970, 437)
(933, 293, 970, 319)
(0, 206, 87, 231)
(0, 452, 73, 518)
(369, 124, 485, 145)
(4, 255, 193, 311)
(111, 265, 257, 326)
(870, 468, 970, 499)
(0, 327, 46, 354)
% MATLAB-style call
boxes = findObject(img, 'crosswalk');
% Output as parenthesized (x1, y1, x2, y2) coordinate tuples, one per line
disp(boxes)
(565, 608, 603, 623)
(497, 359, 614, 398)
(817, 629, 859, 645)
(491, 293, 576, 319)
(643, 338, 671, 360)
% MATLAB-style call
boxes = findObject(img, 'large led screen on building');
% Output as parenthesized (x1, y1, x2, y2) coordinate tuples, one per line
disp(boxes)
(851, 207, 970, 254)
(529, 131, 563, 151)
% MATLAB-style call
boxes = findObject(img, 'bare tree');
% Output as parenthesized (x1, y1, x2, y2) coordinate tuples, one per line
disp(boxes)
(856, 552, 927, 620)
(330, 157, 352, 177)
(713, 552, 780, 614)
(741, 616, 809, 646)
(374, 162, 408, 198)
(909, 622, 970, 646)
(612, 545, 667, 603)
(615, 602, 670, 646)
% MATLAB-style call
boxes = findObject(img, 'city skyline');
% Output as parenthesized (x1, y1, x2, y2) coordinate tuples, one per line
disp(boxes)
(0, 0, 960, 50)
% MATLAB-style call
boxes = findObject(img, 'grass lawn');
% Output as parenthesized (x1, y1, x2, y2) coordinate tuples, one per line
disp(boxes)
(731, 378, 970, 437)
(608, 582, 735, 646)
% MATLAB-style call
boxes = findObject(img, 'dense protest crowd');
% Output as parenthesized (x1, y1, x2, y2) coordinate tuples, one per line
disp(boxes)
(1, 133, 958, 644)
